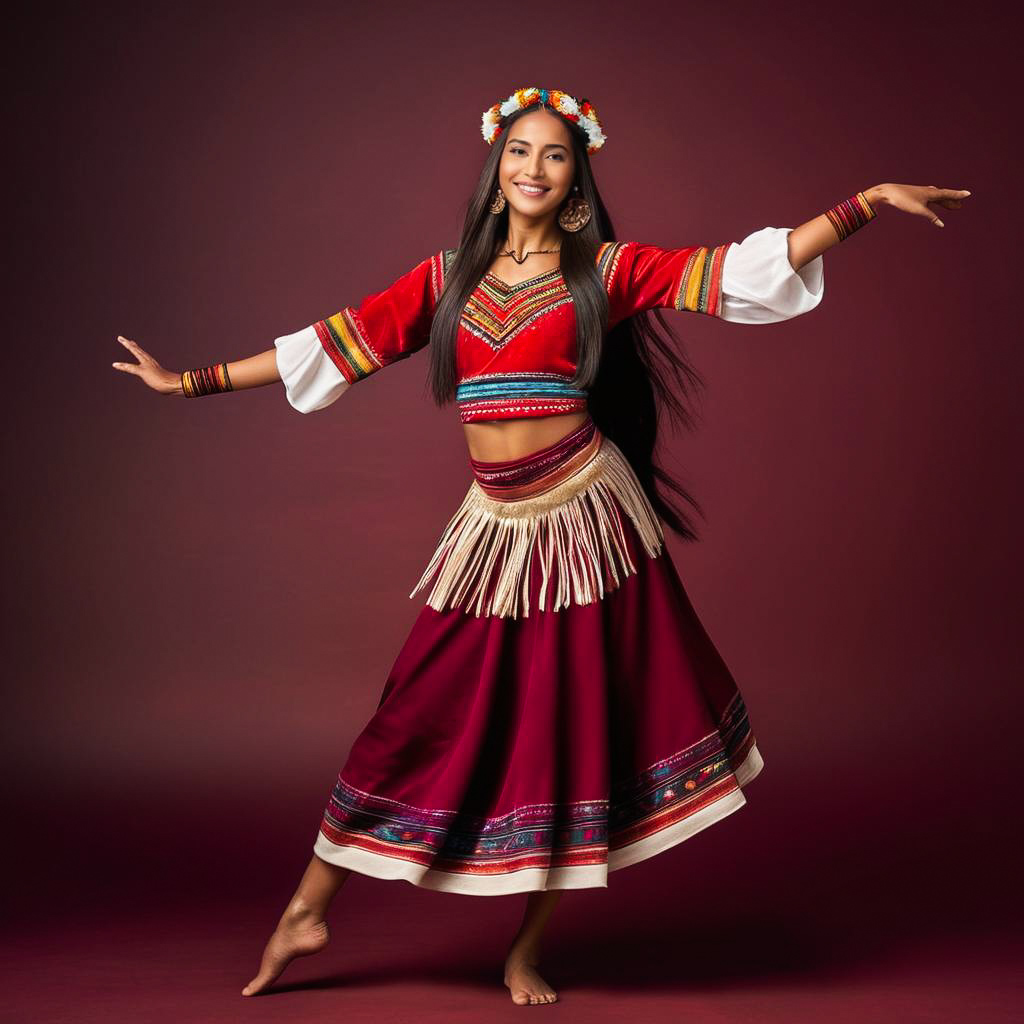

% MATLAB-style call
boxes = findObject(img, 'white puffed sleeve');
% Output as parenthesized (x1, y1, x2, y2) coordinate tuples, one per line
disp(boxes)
(274, 324, 350, 413)
(720, 226, 824, 324)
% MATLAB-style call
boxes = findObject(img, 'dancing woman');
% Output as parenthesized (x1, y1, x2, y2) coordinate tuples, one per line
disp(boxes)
(112, 86, 970, 1006)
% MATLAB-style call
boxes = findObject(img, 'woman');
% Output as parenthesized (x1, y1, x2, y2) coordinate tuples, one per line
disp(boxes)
(112, 86, 970, 1006)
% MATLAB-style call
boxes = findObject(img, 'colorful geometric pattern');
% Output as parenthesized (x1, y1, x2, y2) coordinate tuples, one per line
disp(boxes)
(596, 239, 628, 293)
(459, 268, 573, 352)
(596, 239, 732, 317)
(671, 243, 731, 315)
(317, 691, 756, 881)
(456, 371, 588, 422)
(313, 308, 382, 385)
(313, 249, 451, 385)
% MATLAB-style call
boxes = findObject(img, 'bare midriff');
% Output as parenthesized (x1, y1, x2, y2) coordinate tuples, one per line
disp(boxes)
(462, 410, 590, 463)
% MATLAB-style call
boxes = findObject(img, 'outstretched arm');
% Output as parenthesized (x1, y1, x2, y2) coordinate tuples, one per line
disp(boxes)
(113, 250, 449, 407)
(112, 337, 280, 396)
(786, 184, 972, 271)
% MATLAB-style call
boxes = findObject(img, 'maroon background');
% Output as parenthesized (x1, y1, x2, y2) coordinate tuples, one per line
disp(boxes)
(4, 1, 1020, 1021)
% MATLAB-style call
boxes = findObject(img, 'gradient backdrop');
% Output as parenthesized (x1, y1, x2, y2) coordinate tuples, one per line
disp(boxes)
(4, 2, 1020, 1021)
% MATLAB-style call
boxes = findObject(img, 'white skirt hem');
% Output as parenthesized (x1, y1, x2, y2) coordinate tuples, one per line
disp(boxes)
(312, 743, 765, 897)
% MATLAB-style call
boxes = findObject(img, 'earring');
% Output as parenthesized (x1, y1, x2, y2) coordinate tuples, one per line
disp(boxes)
(558, 188, 591, 232)
(488, 187, 507, 215)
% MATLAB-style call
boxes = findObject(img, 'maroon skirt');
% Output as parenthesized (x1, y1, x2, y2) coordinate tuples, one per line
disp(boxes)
(312, 416, 763, 895)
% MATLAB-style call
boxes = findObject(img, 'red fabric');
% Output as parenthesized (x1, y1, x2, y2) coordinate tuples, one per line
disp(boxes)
(349, 252, 445, 371)
(606, 241, 730, 327)
(314, 424, 760, 886)
(317, 498, 757, 881)
(318, 241, 726, 421)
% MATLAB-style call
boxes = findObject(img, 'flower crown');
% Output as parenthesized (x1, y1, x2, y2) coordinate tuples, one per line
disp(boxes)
(480, 86, 606, 154)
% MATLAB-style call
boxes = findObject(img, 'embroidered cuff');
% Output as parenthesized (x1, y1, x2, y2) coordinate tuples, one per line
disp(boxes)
(672, 243, 732, 316)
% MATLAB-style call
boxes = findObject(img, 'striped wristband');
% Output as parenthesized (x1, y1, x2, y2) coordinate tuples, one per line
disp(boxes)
(181, 362, 234, 397)
(825, 191, 877, 242)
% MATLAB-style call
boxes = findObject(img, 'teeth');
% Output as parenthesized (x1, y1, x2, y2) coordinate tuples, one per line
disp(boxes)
(517, 183, 547, 193)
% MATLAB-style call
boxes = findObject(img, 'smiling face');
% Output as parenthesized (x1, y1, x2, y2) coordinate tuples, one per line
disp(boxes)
(496, 107, 577, 219)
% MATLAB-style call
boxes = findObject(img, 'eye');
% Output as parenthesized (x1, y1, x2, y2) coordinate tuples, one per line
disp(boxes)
(510, 146, 526, 155)
(549, 153, 565, 161)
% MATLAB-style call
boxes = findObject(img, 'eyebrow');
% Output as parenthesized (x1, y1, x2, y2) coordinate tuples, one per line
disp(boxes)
(508, 138, 569, 151)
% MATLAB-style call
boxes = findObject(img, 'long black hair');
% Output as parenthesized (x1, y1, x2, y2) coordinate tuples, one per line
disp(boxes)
(427, 102, 707, 542)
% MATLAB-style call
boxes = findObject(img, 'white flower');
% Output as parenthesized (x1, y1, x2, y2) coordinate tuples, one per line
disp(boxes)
(480, 87, 607, 150)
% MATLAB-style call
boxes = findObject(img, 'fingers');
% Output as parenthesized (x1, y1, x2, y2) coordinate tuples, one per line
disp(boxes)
(923, 186, 972, 227)
(926, 186, 972, 205)
(113, 335, 148, 372)
(117, 334, 143, 356)
(115, 334, 151, 365)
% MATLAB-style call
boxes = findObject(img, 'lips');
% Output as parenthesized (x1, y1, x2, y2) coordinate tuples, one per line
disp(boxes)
(515, 182, 549, 196)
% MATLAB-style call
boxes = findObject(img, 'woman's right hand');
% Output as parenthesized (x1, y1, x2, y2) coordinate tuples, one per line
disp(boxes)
(111, 335, 184, 395)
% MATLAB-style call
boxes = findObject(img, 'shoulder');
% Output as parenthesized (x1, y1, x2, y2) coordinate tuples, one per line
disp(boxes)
(594, 240, 635, 292)
(429, 247, 458, 295)
(410, 247, 458, 302)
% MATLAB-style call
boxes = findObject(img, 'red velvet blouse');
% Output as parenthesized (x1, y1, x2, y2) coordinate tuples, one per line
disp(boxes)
(310, 241, 731, 422)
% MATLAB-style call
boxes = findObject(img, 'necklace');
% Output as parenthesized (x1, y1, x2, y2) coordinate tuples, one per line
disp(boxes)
(498, 245, 561, 265)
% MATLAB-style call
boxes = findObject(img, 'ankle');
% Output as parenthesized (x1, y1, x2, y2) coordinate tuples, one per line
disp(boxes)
(282, 898, 326, 925)
(505, 941, 541, 966)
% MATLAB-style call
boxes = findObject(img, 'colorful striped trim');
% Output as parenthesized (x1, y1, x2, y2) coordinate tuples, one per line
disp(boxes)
(313, 308, 382, 385)
(460, 398, 588, 422)
(672, 242, 732, 316)
(825, 192, 877, 242)
(314, 691, 759, 888)
(409, 431, 665, 618)
(456, 371, 588, 421)
(596, 240, 628, 292)
(461, 270, 573, 352)
(313, 249, 451, 386)
(469, 416, 600, 500)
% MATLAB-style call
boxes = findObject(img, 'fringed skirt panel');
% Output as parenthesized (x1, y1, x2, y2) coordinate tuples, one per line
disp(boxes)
(408, 418, 665, 619)
(313, 415, 764, 895)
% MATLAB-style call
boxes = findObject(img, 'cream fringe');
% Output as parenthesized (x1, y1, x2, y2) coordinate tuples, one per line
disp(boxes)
(409, 439, 665, 619)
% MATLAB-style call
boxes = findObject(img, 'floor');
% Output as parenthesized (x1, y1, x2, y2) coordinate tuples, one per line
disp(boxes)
(4, 878, 1019, 1023)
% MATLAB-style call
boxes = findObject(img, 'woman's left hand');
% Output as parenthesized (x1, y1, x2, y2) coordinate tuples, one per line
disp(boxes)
(866, 183, 972, 228)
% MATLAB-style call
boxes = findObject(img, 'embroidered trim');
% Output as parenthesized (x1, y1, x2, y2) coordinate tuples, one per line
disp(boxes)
(460, 399, 588, 421)
(317, 691, 757, 879)
(461, 272, 573, 352)
(456, 371, 588, 420)
(672, 242, 732, 316)
(596, 240, 628, 292)
(313, 307, 383, 384)
(313, 250, 451, 386)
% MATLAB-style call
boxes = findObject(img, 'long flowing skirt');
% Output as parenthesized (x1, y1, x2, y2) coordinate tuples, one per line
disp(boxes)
(312, 416, 764, 895)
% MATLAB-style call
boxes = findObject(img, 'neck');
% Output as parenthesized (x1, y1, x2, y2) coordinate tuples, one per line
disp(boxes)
(502, 210, 563, 257)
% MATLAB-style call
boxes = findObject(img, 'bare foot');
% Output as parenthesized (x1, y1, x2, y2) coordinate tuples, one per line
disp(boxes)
(241, 904, 330, 996)
(504, 950, 558, 1005)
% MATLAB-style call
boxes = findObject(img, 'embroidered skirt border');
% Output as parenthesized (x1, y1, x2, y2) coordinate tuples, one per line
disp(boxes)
(313, 695, 762, 896)
(312, 413, 765, 896)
